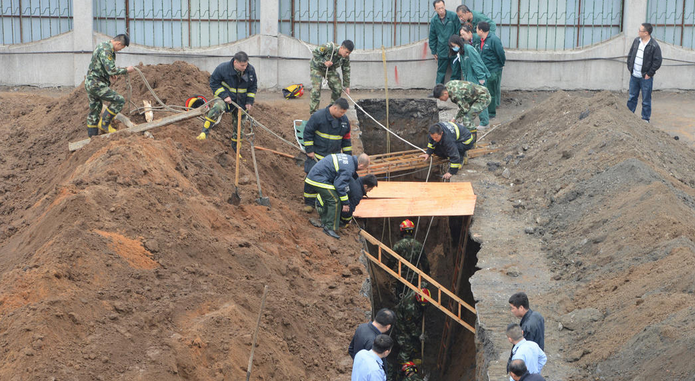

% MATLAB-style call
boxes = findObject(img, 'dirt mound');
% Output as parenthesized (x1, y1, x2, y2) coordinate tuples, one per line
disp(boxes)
(485, 91, 695, 380)
(0, 62, 369, 380)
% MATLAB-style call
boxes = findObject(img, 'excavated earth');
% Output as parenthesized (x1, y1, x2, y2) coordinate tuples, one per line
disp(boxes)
(1, 61, 695, 381)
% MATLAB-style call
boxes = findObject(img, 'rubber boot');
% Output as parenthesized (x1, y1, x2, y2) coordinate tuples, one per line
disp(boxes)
(98, 109, 117, 134)
(197, 117, 216, 140)
(87, 124, 99, 137)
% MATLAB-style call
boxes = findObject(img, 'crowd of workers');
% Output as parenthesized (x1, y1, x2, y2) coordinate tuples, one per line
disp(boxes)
(82, 0, 664, 378)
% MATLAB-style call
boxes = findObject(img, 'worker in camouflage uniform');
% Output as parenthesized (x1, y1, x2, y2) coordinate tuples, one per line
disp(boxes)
(392, 219, 430, 274)
(391, 286, 430, 380)
(84, 34, 134, 137)
(401, 361, 425, 381)
(433, 81, 490, 147)
(196, 51, 257, 153)
(309, 40, 353, 114)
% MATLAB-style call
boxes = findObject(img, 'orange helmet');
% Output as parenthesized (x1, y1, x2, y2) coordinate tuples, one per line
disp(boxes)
(415, 288, 431, 306)
(401, 361, 418, 374)
(400, 219, 415, 233)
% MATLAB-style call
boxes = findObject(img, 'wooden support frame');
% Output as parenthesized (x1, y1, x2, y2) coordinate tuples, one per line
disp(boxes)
(359, 230, 476, 334)
(357, 146, 500, 177)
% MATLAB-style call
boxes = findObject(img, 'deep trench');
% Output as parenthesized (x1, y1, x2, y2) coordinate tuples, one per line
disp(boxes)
(356, 99, 481, 380)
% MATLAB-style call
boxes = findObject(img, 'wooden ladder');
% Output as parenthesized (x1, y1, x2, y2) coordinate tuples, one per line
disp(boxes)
(359, 230, 476, 334)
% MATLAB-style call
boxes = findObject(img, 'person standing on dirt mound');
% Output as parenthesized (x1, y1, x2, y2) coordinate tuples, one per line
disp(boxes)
(305, 153, 370, 239)
(392, 219, 430, 274)
(84, 34, 135, 137)
(419, 122, 475, 180)
(309, 40, 353, 115)
(432, 81, 490, 145)
(196, 51, 257, 153)
(302, 98, 353, 212)
(509, 292, 545, 350)
(626, 22, 662, 123)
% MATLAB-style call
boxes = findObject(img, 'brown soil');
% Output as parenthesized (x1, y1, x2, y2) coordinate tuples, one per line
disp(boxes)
(0, 62, 368, 380)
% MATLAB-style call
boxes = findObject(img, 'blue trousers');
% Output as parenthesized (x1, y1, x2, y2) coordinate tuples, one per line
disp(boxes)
(627, 75, 653, 122)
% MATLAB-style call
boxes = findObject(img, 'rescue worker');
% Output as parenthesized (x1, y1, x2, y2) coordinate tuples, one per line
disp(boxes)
(392, 286, 430, 378)
(340, 174, 378, 227)
(419, 122, 475, 180)
(84, 34, 135, 137)
(432, 81, 491, 142)
(393, 220, 430, 274)
(401, 362, 424, 381)
(302, 98, 353, 212)
(305, 153, 370, 239)
(196, 51, 257, 153)
(309, 40, 353, 114)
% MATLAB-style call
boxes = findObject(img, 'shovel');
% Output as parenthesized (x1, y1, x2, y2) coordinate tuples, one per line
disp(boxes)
(249, 131, 271, 207)
(228, 108, 243, 205)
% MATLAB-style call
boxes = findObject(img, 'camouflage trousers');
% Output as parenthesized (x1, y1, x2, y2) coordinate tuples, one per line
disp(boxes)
(455, 89, 492, 130)
(85, 78, 125, 130)
(310, 67, 342, 114)
(202, 98, 247, 145)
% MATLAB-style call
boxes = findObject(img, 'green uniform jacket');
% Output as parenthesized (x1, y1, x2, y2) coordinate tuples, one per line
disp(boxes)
(472, 10, 496, 34)
(86, 41, 127, 86)
(429, 10, 461, 57)
(480, 33, 506, 72)
(458, 44, 489, 83)
(311, 42, 351, 88)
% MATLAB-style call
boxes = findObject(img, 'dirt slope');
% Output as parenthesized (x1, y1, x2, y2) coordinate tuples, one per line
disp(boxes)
(481, 91, 695, 380)
(0, 62, 368, 380)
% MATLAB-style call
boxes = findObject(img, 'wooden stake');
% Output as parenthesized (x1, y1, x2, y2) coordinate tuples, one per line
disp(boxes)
(246, 285, 269, 381)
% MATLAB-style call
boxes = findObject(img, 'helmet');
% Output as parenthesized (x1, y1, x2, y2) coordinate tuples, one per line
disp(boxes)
(185, 95, 208, 110)
(415, 288, 431, 306)
(400, 219, 415, 233)
(401, 361, 418, 374)
(282, 84, 305, 99)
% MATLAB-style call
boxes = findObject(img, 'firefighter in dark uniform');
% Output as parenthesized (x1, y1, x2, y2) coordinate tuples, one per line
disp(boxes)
(340, 174, 378, 226)
(305, 153, 370, 239)
(196, 51, 257, 152)
(420, 122, 474, 180)
(302, 98, 352, 212)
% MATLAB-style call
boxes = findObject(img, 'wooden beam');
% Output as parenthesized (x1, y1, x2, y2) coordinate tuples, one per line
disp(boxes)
(69, 108, 204, 152)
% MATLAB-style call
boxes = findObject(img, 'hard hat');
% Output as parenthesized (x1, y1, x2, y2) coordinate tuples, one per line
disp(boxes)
(415, 288, 431, 306)
(401, 361, 418, 374)
(400, 219, 415, 232)
(185, 95, 208, 110)
(282, 84, 304, 99)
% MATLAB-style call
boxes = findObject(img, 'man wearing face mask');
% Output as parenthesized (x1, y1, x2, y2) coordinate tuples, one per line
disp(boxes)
(196, 51, 257, 153)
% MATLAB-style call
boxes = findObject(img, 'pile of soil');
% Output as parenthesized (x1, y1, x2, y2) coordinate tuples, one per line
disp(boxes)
(484, 91, 695, 380)
(0, 62, 370, 380)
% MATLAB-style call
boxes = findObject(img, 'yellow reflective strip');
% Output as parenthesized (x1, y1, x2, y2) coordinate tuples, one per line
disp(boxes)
(451, 163, 462, 168)
(331, 154, 339, 172)
(447, 122, 460, 140)
(340, 195, 349, 202)
(304, 141, 314, 146)
(428, 143, 436, 149)
(247, 93, 256, 98)
(214, 87, 225, 96)
(463, 136, 474, 145)
(315, 131, 343, 140)
(315, 153, 325, 159)
(237, 89, 247, 93)
(305, 178, 336, 190)
(317, 194, 324, 206)
(303, 193, 318, 198)
(342, 146, 353, 152)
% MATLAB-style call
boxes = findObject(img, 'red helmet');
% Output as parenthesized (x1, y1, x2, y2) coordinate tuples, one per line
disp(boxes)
(415, 288, 431, 306)
(400, 219, 415, 233)
(185, 95, 208, 110)
(401, 361, 418, 374)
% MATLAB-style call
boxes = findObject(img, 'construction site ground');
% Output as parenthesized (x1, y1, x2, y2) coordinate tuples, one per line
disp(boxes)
(1, 63, 694, 381)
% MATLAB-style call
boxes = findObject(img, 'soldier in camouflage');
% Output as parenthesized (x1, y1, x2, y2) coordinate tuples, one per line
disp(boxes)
(309, 40, 353, 114)
(401, 361, 425, 381)
(393, 219, 430, 274)
(433, 81, 491, 132)
(393, 286, 429, 374)
(84, 34, 134, 137)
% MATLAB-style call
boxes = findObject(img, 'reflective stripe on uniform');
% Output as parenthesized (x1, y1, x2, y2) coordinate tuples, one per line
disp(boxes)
(304, 141, 314, 146)
(315, 131, 343, 140)
(342, 146, 353, 152)
(331, 154, 340, 171)
(316, 193, 324, 206)
(446, 122, 460, 140)
(463, 135, 474, 145)
(428, 142, 436, 149)
(304, 192, 318, 198)
(315, 153, 325, 159)
(214, 87, 226, 96)
(451, 163, 462, 169)
(340, 194, 349, 202)
(247, 93, 255, 98)
(305, 178, 336, 190)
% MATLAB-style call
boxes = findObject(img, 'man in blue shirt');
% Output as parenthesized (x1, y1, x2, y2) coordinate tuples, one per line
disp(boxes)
(352, 334, 394, 381)
(506, 324, 546, 381)
(509, 292, 545, 350)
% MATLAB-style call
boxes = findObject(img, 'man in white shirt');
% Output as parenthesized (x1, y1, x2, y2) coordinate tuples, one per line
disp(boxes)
(626, 22, 662, 123)
(351, 334, 393, 381)
(506, 324, 546, 381)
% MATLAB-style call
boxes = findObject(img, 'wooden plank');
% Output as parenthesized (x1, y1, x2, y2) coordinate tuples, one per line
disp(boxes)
(354, 196, 476, 218)
(69, 108, 204, 152)
(365, 181, 474, 199)
(468, 147, 500, 158)
(115, 113, 135, 129)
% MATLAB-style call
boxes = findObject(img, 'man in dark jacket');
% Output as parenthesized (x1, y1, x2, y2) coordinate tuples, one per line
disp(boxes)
(509, 360, 546, 381)
(420, 122, 475, 180)
(627, 22, 662, 123)
(348, 308, 396, 359)
(305, 153, 370, 239)
(340, 174, 377, 226)
(196, 51, 258, 152)
(429, 0, 461, 84)
(509, 292, 545, 351)
(302, 98, 353, 212)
